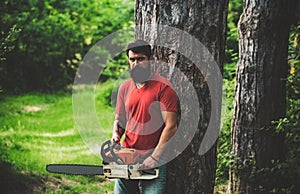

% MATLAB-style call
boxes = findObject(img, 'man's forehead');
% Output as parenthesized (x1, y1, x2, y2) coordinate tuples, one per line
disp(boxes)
(128, 50, 147, 57)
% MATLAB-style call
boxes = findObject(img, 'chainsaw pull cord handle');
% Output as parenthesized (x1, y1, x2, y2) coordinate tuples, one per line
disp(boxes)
(100, 140, 124, 165)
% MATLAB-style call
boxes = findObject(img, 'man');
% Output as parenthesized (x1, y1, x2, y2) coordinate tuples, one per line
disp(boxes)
(111, 40, 178, 193)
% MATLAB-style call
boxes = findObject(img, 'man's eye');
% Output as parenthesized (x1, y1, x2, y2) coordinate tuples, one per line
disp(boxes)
(137, 57, 145, 61)
(129, 57, 146, 62)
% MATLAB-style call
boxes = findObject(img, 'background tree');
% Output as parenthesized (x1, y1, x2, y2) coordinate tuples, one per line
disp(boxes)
(135, 0, 228, 193)
(228, 0, 297, 193)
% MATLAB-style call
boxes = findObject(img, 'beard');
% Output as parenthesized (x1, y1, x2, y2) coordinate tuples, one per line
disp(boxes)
(130, 64, 151, 83)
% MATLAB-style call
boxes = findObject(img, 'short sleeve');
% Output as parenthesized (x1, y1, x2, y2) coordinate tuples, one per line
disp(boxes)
(159, 85, 178, 112)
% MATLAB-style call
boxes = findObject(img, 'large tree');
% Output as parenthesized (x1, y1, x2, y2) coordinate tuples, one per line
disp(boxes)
(135, 0, 228, 193)
(228, 0, 297, 193)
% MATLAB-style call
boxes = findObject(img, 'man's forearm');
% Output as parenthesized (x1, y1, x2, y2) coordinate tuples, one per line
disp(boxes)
(141, 111, 178, 168)
(151, 122, 177, 160)
(112, 119, 125, 143)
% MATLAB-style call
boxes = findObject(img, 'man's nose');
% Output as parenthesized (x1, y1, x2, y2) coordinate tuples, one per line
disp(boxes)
(133, 59, 141, 67)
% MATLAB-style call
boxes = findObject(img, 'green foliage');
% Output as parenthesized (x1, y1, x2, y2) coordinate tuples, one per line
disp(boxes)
(224, 0, 242, 64)
(0, 0, 134, 93)
(287, 25, 300, 99)
(215, 1, 242, 186)
(216, 78, 235, 185)
(247, 98, 300, 193)
(223, 62, 236, 81)
(266, 24, 300, 193)
(102, 53, 130, 81)
(0, 25, 21, 61)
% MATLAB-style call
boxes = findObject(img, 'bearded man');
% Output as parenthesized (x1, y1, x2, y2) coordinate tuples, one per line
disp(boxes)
(111, 40, 178, 194)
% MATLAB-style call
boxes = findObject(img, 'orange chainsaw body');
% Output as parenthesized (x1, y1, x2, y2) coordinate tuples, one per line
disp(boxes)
(114, 148, 139, 164)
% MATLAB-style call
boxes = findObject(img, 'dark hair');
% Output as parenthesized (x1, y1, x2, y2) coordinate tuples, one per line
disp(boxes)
(126, 40, 152, 59)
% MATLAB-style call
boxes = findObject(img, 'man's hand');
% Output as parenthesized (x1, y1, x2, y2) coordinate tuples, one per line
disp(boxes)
(142, 155, 159, 169)
(111, 133, 120, 144)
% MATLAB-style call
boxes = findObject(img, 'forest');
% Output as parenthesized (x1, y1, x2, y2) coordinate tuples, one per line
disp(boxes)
(0, 0, 299, 193)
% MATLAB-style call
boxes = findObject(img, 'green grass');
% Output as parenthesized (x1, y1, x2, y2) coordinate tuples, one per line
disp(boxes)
(0, 80, 120, 193)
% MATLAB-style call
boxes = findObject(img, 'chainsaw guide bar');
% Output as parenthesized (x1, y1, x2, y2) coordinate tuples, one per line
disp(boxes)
(46, 164, 104, 175)
(46, 140, 159, 180)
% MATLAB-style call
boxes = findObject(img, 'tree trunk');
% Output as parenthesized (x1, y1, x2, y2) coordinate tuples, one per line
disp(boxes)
(228, 0, 296, 193)
(135, 0, 228, 193)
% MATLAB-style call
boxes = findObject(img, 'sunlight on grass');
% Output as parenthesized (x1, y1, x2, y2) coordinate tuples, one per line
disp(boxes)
(0, 80, 118, 192)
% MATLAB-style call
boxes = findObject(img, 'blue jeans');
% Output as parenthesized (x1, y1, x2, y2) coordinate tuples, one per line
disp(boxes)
(114, 165, 166, 194)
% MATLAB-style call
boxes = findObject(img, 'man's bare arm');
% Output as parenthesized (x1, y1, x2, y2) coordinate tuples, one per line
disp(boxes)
(143, 111, 178, 168)
(111, 116, 125, 144)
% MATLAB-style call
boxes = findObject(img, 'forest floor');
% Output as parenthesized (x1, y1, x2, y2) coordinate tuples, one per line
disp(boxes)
(1, 161, 227, 193)
(0, 162, 113, 193)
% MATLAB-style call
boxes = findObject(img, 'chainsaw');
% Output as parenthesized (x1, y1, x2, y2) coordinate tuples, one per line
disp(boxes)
(46, 140, 159, 180)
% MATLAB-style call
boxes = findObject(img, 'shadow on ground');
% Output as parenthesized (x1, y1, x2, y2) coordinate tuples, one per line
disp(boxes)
(0, 162, 46, 193)
(0, 161, 112, 193)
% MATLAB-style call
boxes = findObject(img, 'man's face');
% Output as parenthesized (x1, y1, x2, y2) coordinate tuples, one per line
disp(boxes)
(128, 50, 149, 70)
(128, 50, 151, 83)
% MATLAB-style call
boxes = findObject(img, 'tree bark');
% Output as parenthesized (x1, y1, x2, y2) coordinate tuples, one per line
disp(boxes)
(228, 0, 296, 193)
(135, 0, 228, 193)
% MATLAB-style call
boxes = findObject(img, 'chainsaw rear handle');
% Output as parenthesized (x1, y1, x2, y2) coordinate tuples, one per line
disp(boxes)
(100, 140, 124, 164)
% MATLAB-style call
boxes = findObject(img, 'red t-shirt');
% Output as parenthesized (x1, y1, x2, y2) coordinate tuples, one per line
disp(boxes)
(115, 73, 178, 156)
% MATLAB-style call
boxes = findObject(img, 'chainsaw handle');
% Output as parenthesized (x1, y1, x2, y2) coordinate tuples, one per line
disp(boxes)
(100, 140, 124, 164)
(141, 169, 158, 176)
